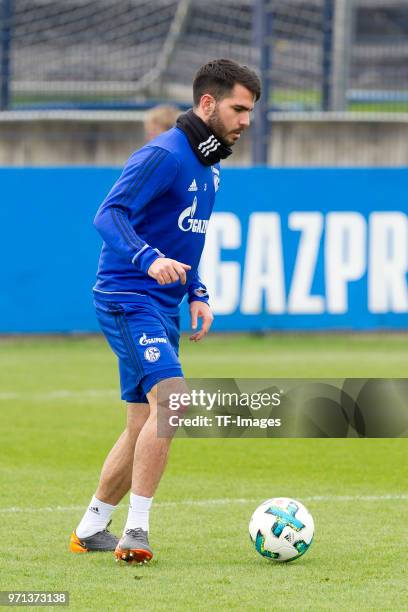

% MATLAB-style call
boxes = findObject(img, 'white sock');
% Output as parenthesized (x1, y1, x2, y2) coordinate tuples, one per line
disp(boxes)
(124, 493, 153, 533)
(76, 495, 116, 539)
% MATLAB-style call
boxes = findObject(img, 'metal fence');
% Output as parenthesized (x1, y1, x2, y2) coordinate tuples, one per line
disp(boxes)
(1, 0, 408, 165)
(1, 0, 408, 110)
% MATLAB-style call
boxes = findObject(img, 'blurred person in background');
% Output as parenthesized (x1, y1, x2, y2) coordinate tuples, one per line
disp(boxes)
(143, 104, 180, 141)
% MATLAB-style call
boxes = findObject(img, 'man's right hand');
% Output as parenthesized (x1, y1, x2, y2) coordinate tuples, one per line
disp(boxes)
(148, 258, 191, 286)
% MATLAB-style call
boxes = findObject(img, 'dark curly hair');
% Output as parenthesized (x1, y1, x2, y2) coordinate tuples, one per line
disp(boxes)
(193, 58, 261, 106)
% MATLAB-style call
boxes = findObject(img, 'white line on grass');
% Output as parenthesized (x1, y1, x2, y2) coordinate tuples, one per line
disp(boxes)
(0, 389, 117, 401)
(0, 494, 407, 514)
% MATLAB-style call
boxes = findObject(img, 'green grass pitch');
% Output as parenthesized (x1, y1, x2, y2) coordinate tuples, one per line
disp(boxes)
(1, 333, 407, 610)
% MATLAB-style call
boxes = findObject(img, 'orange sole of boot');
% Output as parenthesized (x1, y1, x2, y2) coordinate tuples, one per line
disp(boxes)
(114, 547, 153, 564)
(69, 531, 88, 553)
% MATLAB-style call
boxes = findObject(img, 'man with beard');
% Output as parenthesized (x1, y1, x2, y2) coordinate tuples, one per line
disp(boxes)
(69, 59, 261, 563)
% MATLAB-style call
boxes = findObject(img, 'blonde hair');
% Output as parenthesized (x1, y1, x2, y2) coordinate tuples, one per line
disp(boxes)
(144, 104, 180, 140)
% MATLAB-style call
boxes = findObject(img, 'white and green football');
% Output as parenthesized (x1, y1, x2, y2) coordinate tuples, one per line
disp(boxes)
(249, 497, 314, 562)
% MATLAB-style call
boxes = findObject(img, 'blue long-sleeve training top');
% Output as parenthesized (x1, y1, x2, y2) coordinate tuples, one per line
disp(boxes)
(93, 126, 220, 313)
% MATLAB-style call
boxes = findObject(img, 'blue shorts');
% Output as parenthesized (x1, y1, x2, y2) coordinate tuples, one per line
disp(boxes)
(94, 298, 183, 403)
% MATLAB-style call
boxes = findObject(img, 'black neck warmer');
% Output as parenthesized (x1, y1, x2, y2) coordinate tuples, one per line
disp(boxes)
(176, 109, 233, 166)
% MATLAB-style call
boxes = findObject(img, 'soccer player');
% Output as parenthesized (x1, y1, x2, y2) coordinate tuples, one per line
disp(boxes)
(69, 59, 261, 562)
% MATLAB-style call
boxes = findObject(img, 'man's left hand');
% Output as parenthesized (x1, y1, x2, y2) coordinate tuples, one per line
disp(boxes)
(189, 301, 214, 342)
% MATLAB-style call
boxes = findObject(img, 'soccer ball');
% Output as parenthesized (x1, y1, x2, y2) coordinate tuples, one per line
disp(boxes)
(249, 497, 314, 562)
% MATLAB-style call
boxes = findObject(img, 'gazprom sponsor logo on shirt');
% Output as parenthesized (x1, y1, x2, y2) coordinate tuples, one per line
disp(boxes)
(178, 196, 209, 234)
(139, 333, 167, 346)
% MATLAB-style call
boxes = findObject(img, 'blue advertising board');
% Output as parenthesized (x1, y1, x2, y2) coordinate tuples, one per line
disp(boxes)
(0, 168, 407, 332)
